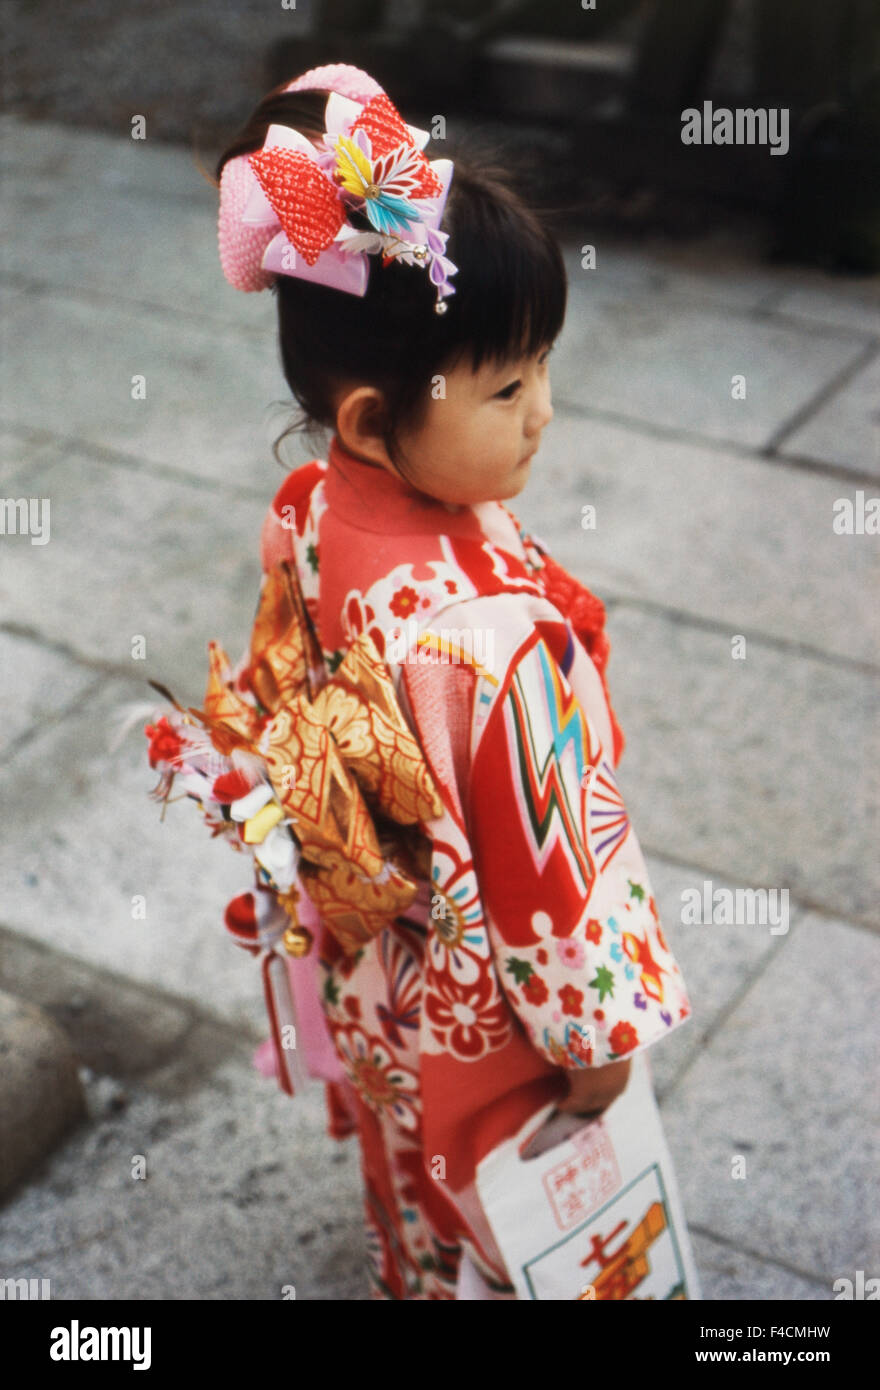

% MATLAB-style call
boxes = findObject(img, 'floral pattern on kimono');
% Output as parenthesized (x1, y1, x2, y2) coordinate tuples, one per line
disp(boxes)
(255, 435, 692, 1298)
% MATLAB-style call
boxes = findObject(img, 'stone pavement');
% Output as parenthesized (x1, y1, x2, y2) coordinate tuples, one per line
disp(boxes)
(1, 115, 878, 1301)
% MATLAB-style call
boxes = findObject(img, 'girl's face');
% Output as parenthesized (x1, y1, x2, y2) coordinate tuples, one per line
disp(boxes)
(392, 343, 554, 507)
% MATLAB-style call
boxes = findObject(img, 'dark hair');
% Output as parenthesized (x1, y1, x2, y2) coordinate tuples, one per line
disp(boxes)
(216, 85, 567, 475)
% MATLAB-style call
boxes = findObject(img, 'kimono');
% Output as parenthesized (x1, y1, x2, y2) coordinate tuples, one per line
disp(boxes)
(250, 435, 692, 1300)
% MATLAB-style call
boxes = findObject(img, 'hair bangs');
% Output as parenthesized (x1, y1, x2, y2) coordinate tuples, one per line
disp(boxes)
(435, 163, 568, 372)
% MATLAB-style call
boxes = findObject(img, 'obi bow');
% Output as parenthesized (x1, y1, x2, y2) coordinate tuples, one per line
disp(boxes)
(146, 561, 443, 955)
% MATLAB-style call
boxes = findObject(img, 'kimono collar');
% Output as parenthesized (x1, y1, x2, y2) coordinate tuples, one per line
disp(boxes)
(323, 434, 625, 763)
(325, 434, 484, 538)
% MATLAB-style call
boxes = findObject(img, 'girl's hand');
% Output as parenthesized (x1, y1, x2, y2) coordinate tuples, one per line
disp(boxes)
(555, 1059, 632, 1117)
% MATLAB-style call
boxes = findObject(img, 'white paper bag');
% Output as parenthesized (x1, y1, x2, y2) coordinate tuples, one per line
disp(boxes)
(475, 1052, 701, 1300)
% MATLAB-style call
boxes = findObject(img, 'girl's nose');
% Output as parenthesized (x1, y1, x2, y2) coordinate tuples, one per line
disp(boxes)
(527, 377, 553, 434)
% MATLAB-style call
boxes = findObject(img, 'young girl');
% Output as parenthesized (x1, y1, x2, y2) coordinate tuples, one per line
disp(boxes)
(147, 62, 691, 1300)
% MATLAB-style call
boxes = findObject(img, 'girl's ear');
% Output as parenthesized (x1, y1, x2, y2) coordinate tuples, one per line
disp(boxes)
(334, 385, 396, 473)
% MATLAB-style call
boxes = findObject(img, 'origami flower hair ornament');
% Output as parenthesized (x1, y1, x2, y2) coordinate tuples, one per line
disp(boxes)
(219, 74, 457, 313)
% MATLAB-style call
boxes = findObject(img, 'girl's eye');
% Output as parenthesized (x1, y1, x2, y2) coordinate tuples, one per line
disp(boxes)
(495, 380, 521, 400)
(493, 346, 553, 399)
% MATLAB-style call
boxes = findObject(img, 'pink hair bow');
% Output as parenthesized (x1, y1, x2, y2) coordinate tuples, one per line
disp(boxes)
(218, 81, 456, 312)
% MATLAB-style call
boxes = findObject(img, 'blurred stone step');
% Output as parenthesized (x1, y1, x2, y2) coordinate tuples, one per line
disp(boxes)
(481, 36, 631, 119)
(0, 926, 200, 1081)
(0, 990, 86, 1198)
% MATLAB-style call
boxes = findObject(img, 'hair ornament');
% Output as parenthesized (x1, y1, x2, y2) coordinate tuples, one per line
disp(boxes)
(219, 68, 457, 313)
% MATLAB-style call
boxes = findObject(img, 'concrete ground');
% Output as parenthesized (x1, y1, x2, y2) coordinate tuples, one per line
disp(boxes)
(1, 115, 878, 1301)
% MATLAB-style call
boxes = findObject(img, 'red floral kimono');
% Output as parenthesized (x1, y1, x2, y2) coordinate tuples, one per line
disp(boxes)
(251, 435, 691, 1299)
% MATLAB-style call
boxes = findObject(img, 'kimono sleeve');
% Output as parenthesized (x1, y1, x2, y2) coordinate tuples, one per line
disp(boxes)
(468, 626, 691, 1070)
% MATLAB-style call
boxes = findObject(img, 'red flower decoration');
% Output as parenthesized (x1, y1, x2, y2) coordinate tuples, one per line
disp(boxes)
(522, 974, 549, 1006)
(390, 585, 420, 618)
(609, 1020, 639, 1055)
(536, 948, 548, 966)
(330, 1023, 420, 1131)
(212, 768, 253, 803)
(568, 1032, 594, 1066)
(145, 716, 184, 769)
(558, 984, 584, 1017)
(343, 994, 361, 1021)
(444, 579, 458, 593)
(424, 972, 509, 1059)
(585, 918, 603, 945)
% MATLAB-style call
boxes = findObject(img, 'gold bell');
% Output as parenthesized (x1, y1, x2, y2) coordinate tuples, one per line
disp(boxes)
(282, 925, 313, 958)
